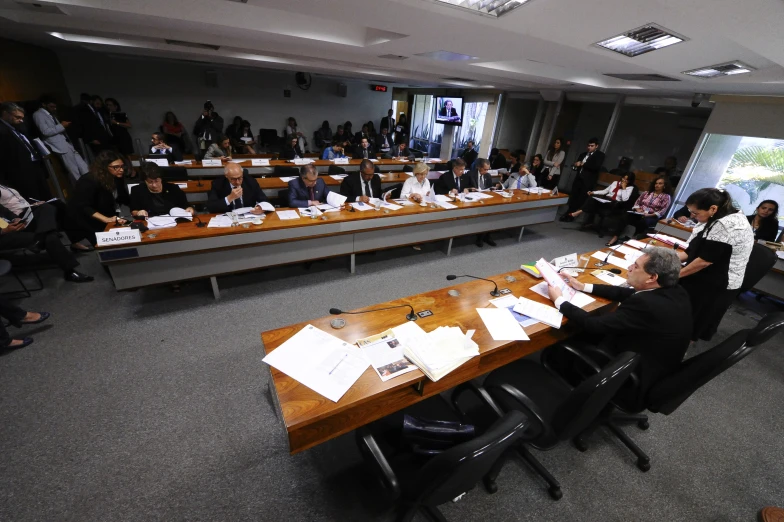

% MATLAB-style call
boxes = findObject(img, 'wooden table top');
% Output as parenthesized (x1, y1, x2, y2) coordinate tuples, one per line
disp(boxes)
(177, 172, 422, 194)
(167, 158, 448, 170)
(101, 190, 567, 248)
(262, 244, 632, 454)
(658, 218, 694, 233)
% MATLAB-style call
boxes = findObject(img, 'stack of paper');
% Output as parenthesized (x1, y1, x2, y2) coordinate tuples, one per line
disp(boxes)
(170, 207, 193, 219)
(528, 282, 595, 308)
(394, 322, 479, 382)
(469, 192, 494, 200)
(279, 176, 298, 182)
(276, 210, 300, 220)
(146, 216, 178, 229)
(648, 233, 689, 249)
(330, 174, 348, 180)
(513, 297, 564, 329)
(207, 215, 233, 228)
(356, 329, 418, 382)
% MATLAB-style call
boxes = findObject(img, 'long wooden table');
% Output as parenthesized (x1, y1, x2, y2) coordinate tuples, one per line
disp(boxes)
(262, 246, 627, 454)
(98, 190, 567, 298)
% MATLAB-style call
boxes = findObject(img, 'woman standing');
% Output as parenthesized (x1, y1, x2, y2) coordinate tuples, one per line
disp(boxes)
(605, 175, 672, 246)
(68, 150, 131, 245)
(542, 137, 565, 190)
(104, 98, 134, 155)
(678, 188, 754, 341)
(747, 200, 779, 241)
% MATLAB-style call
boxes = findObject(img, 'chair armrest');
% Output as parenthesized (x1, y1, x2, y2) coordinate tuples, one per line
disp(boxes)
(580, 346, 642, 404)
(541, 343, 603, 389)
(355, 427, 401, 498)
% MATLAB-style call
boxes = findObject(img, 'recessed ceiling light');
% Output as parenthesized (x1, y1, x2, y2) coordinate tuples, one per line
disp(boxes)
(683, 61, 755, 78)
(416, 50, 477, 61)
(430, 0, 531, 18)
(595, 24, 686, 57)
(47, 32, 143, 48)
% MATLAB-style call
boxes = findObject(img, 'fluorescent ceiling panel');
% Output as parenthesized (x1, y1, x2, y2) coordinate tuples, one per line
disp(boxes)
(416, 50, 478, 61)
(595, 24, 686, 57)
(683, 61, 755, 78)
(430, 0, 531, 17)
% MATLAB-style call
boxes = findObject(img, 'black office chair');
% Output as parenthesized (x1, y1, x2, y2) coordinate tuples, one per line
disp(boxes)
(356, 395, 527, 522)
(385, 183, 404, 200)
(327, 165, 346, 175)
(402, 165, 413, 173)
(0, 252, 44, 299)
(273, 166, 300, 178)
(257, 129, 279, 150)
(451, 352, 639, 500)
(544, 312, 784, 472)
(159, 166, 189, 182)
(741, 243, 777, 294)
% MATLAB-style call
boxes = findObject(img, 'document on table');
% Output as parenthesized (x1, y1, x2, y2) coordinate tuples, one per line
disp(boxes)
(169, 207, 193, 219)
(299, 206, 323, 217)
(476, 308, 530, 341)
(276, 210, 300, 220)
(489, 295, 539, 328)
(330, 174, 348, 180)
(521, 188, 551, 194)
(393, 199, 414, 206)
(349, 202, 374, 211)
(528, 282, 595, 309)
(356, 329, 418, 382)
(207, 215, 233, 227)
(591, 251, 632, 270)
(327, 191, 347, 208)
(262, 325, 369, 403)
(535, 258, 577, 301)
(434, 195, 451, 202)
(435, 201, 457, 209)
(279, 176, 298, 182)
(146, 216, 178, 229)
(381, 202, 403, 210)
(591, 269, 627, 286)
(174, 160, 193, 165)
(468, 191, 494, 199)
(625, 239, 648, 250)
(616, 245, 643, 261)
(258, 201, 275, 212)
(513, 297, 563, 329)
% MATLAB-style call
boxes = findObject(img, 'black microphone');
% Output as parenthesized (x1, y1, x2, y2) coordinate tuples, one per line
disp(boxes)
(193, 213, 206, 228)
(558, 266, 621, 275)
(446, 274, 500, 297)
(596, 238, 631, 268)
(329, 304, 417, 321)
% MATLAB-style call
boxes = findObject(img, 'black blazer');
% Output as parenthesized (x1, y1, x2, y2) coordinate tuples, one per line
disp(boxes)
(467, 169, 494, 191)
(130, 183, 189, 216)
(148, 144, 183, 163)
(375, 133, 394, 151)
(434, 171, 476, 195)
(559, 284, 692, 408)
(0, 123, 51, 200)
(460, 148, 478, 168)
(68, 174, 130, 232)
(206, 173, 268, 213)
(281, 144, 304, 160)
(438, 107, 458, 117)
(392, 145, 413, 159)
(380, 116, 394, 132)
(77, 104, 111, 146)
(353, 144, 376, 160)
(576, 150, 606, 178)
(748, 215, 779, 242)
(340, 174, 382, 202)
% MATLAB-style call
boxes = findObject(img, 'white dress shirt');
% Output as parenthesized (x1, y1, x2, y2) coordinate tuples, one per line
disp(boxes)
(593, 181, 633, 202)
(400, 177, 431, 199)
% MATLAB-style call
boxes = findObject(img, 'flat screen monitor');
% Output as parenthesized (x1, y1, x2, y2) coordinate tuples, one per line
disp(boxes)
(434, 96, 463, 126)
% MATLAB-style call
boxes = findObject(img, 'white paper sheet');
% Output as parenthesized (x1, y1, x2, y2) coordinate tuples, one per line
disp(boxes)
(489, 295, 540, 328)
(276, 210, 300, 220)
(591, 251, 632, 270)
(330, 175, 348, 180)
(349, 202, 374, 211)
(279, 176, 298, 182)
(436, 201, 457, 209)
(169, 207, 193, 219)
(528, 282, 594, 309)
(535, 258, 576, 301)
(146, 216, 178, 229)
(513, 297, 563, 329)
(207, 215, 233, 228)
(327, 191, 347, 208)
(382, 202, 403, 210)
(258, 201, 275, 212)
(625, 239, 648, 250)
(591, 270, 628, 286)
(476, 308, 530, 341)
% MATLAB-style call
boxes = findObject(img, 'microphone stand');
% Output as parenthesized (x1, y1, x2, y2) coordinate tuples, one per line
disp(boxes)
(330, 304, 417, 322)
(446, 274, 500, 297)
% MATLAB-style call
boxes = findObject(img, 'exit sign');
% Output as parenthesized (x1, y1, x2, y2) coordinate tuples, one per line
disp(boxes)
(370, 84, 388, 92)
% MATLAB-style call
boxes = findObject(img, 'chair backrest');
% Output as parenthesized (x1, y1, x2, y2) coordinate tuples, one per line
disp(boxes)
(647, 312, 784, 414)
(385, 183, 404, 199)
(406, 411, 526, 506)
(327, 165, 346, 175)
(159, 166, 188, 182)
(740, 243, 777, 293)
(273, 166, 300, 177)
(257, 128, 278, 147)
(550, 352, 640, 440)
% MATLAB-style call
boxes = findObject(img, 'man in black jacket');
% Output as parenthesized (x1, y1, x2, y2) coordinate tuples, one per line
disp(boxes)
(460, 141, 478, 169)
(546, 246, 692, 407)
(340, 160, 382, 203)
(0, 102, 52, 201)
(193, 100, 224, 152)
(562, 137, 606, 219)
(149, 132, 183, 162)
(352, 137, 375, 160)
(435, 157, 475, 195)
(77, 95, 112, 155)
(207, 163, 268, 213)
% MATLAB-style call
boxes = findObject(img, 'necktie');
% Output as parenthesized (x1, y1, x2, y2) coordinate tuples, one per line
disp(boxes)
(363, 149, 368, 159)
(50, 112, 72, 144)
(455, 176, 460, 192)
(517, 175, 522, 189)
(309, 186, 315, 202)
(14, 130, 36, 161)
(235, 195, 243, 208)
(364, 180, 371, 198)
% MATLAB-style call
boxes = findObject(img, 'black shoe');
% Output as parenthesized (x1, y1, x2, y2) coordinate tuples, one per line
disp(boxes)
(64, 271, 94, 283)
(559, 214, 570, 222)
(28, 241, 44, 254)
(15, 312, 50, 326)
(475, 237, 483, 247)
(484, 237, 497, 247)
(2, 337, 33, 351)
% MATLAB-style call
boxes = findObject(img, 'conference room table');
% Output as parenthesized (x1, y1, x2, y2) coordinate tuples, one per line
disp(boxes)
(262, 243, 635, 455)
(98, 189, 567, 298)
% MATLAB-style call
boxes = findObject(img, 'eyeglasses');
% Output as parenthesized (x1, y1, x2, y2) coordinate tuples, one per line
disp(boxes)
(108, 164, 125, 170)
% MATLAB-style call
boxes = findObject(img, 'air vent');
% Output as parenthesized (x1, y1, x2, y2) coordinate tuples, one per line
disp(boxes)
(13, 1, 68, 15)
(604, 73, 680, 82)
(165, 39, 220, 51)
(431, 0, 531, 18)
(416, 50, 478, 62)
(441, 77, 474, 82)
(595, 24, 686, 57)
(378, 54, 408, 60)
(683, 61, 755, 78)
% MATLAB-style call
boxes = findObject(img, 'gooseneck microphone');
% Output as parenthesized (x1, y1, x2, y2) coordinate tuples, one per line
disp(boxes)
(194, 213, 206, 228)
(558, 266, 621, 275)
(446, 274, 500, 297)
(596, 240, 627, 268)
(329, 304, 417, 321)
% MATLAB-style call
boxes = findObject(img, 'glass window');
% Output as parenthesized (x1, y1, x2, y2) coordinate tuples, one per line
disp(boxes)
(452, 102, 488, 159)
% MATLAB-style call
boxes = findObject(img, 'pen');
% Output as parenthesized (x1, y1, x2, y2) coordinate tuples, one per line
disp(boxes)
(329, 354, 348, 375)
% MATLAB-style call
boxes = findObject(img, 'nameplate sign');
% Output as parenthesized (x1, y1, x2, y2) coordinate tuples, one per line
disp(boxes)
(251, 159, 270, 166)
(202, 159, 222, 167)
(96, 228, 142, 247)
(332, 158, 349, 165)
(551, 253, 578, 270)
(145, 158, 169, 167)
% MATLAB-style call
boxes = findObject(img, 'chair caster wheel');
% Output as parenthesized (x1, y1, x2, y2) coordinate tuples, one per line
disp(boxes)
(548, 486, 563, 500)
(483, 477, 498, 494)
(573, 438, 588, 452)
(637, 459, 651, 472)
(637, 420, 649, 430)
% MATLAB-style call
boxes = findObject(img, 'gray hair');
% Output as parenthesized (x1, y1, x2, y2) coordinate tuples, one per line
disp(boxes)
(475, 158, 490, 169)
(0, 102, 23, 115)
(641, 246, 681, 288)
(299, 164, 317, 178)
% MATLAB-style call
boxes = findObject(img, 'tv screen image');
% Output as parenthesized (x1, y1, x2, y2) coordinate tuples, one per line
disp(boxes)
(435, 97, 463, 125)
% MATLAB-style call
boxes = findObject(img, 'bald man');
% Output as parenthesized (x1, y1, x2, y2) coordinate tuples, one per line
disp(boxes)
(206, 162, 268, 214)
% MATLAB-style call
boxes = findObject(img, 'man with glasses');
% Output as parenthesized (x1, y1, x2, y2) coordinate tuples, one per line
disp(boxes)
(340, 159, 381, 203)
(130, 163, 193, 218)
(0, 102, 52, 201)
(207, 163, 268, 214)
(434, 157, 475, 196)
(288, 164, 330, 207)
(149, 132, 183, 162)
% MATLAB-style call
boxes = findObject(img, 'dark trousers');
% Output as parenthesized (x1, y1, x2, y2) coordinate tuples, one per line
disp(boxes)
(0, 204, 79, 272)
(566, 172, 598, 213)
(0, 297, 26, 347)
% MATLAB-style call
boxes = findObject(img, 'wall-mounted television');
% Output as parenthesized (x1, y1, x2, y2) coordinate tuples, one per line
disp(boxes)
(434, 96, 463, 126)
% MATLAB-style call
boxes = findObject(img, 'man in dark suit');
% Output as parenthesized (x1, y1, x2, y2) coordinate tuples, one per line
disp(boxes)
(207, 163, 268, 213)
(392, 140, 413, 160)
(149, 132, 183, 162)
(288, 164, 330, 207)
(352, 137, 375, 160)
(354, 124, 370, 144)
(438, 99, 459, 120)
(380, 109, 395, 137)
(340, 160, 382, 203)
(546, 247, 692, 408)
(466, 158, 498, 247)
(460, 140, 478, 169)
(0, 102, 52, 201)
(435, 157, 475, 196)
(375, 127, 394, 156)
(562, 137, 606, 220)
(77, 95, 112, 155)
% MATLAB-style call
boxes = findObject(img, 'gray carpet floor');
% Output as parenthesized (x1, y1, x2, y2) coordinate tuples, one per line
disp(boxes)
(1, 221, 782, 522)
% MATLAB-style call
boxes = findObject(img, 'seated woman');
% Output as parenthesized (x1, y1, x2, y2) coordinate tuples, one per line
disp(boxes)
(67, 150, 131, 245)
(321, 140, 346, 160)
(281, 134, 304, 160)
(502, 163, 537, 190)
(507, 149, 526, 183)
(604, 174, 672, 247)
(747, 200, 779, 242)
(528, 154, 546, 186)
(203, 135, 233, 160)
(130, 163, 194, 218)
(568, 172, 636, 244)
(400, 162, 432, 203)
(228, 118, 256, 154)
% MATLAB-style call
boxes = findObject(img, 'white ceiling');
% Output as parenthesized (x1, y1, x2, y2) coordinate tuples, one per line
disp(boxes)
(1, 0, 783, 97)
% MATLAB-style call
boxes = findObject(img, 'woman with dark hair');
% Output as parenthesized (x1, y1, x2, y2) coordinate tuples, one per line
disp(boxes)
(747, 199, 779, 241)
(542, 137, 565, 190)
(568, 172, 636, 244)
(489, 148, 507, 170)
(343, 121, 355, 145)
(366, 121, 377, 142)
(68, 150, 131, 245)
(227, 117, 256, 154)
(104, 97, 134, 155)
(130, 163, 193, 218)
(605, 175, 673, 246)
(529, 154, 546, 186)
(162, 111, 187, 151)
(203, 135, 233, 160)
(317, 120, 333, 148)
(286, 117, 307, 152)
(678, 188, 754, 341)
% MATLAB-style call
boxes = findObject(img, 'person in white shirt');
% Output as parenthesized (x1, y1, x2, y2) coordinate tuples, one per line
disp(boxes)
(400, 162, 432, 202)
(32, 96, 88, 183)
(502, 163, 537, 190)
(567, 173, 636, 236)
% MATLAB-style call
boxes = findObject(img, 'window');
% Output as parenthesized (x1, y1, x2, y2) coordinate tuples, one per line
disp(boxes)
(452, 102, 488, 159)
